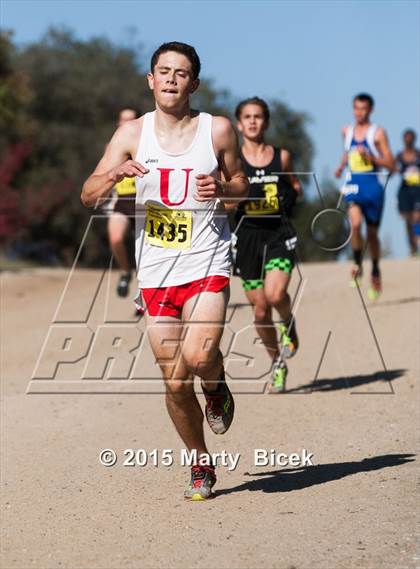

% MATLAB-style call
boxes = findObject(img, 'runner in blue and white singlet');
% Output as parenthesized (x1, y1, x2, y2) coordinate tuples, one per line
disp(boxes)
(335, 93, 394, 300)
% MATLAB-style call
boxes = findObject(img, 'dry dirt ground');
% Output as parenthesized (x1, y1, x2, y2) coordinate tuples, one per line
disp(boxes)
(1, 259, 419, 569)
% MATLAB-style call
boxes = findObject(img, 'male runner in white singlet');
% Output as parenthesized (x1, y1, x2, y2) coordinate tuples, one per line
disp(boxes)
(82, 42, 248, 500)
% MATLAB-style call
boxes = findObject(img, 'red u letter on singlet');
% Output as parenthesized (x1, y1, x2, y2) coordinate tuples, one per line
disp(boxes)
(158, 168, 193, 206)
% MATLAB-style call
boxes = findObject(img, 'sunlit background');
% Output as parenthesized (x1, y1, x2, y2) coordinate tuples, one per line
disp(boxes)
(1, 0, 419, 265)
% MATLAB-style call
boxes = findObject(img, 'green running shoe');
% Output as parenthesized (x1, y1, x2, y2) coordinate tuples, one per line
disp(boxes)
(278, 318, 299, 359)
(367, 274, 382, 301)
(349, 264, 363, 288)
(270, 358, 288, 393)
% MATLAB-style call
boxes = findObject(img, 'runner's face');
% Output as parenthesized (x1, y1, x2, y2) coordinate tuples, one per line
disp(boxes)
(353, 100, 372, 124)
(403, 132, 415, 148)
(237, 104, 267, 142)
(148, 51, 199, 110)
(118, 109, 136, 127)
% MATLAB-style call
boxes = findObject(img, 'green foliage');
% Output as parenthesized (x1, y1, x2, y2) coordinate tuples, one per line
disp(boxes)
(266, 100, 313, 173)
(1, 27, 342, 266)
(192, 78, 235, 118)
(2, 28, 155, 264)
(0, 31, 32, 145)
(16, 27, 154, 179)
(292, 179, 347, 262)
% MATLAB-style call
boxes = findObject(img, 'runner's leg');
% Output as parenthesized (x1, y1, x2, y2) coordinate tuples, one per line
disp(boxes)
(264, 259, 298, 361)
(182, 289, 234, 435)
(367, 224, 380, 262)
(402, 212, 417, 254)
(245, 288, 279, 362)
(146, 315, 209, 456)
(347, 204, 364, 282)
(263, 268, 295, 391)
(182, 289, 229, 390)
(366, 224, 382, 299)
(264, 269, 292, 322)
(348, 204, 364, 263)
(412, 209, 420, 252)
(108, 213, 131, 273)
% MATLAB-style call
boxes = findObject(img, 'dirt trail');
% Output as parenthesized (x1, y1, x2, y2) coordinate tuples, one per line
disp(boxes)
(1, 259, 419, 569)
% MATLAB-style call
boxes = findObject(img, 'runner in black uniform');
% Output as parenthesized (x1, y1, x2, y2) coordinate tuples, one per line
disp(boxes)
(233, 97, 301, 392)
(395, 129, 420, 256)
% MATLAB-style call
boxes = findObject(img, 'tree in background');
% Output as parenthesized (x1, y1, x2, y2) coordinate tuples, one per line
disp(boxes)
(1, 28, 342, 267)
(264, 100, 346, 261)
(0, 32, 33, 250)
(9, 28, 156, 266)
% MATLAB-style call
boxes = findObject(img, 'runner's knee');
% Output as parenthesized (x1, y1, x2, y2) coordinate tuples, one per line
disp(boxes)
(108, 217, 128, 244)
(254, 303, 271, 322)
(183, 347, 219, 376)
(165, 377, 193, 397)
(265, 286, 288, 306)
(352, 217, 362, 232)
(367, 225, 379, 240)
(109, 228, 125, 246)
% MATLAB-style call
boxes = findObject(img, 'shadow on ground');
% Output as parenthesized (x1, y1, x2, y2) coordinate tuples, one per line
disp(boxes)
(287, 368, 406, 393)
(369, 296, 420, 308)
(216, 453, 415, 496)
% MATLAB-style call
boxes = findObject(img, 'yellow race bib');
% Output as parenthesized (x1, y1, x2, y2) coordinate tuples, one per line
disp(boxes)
(115, 177, 136, 196)
(245, 183, 279, 215)
(403, 169, 420, 186)
(348, 150, 374, 173)
(145, 204, 192, 250)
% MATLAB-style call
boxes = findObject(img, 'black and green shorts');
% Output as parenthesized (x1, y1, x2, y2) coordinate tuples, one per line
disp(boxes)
(235, 223, 297, 290)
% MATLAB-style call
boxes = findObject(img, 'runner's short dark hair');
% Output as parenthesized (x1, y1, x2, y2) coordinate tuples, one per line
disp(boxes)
(235, 97, 270, 123)
(353, 93, 375, 109)
(150, 42, 201, 80)
(403, 129, 416, 140)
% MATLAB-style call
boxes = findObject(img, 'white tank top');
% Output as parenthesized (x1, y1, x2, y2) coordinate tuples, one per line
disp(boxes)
(134, 111, 231, 288)
(344, 124, 379, 155)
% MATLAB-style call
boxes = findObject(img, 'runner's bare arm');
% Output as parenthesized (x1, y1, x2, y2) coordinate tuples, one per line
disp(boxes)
(81, 121, 148, 208)
(372, 128, 395, 171)
(335, 126, 349, 178)
(393, 152, 402, 173)
(281, 149, 302, 195)
(195, 116, 248, 204)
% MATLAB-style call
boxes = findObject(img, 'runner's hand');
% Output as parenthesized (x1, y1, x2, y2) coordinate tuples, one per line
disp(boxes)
(109, 160, 149, 183)
(357, 146, 372, 160)
(194, 174, 223, 202)
(334, 166, 343, 178)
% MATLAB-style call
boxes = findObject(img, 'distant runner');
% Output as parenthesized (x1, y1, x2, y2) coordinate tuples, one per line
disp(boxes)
(233, 97, 301, 392)
(335, 93, 394, 300)
(395, 129, 420, 256)
(107, 108, 138, 297)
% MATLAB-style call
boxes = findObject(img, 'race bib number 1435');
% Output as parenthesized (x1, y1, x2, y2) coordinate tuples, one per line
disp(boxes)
(145, 205, 192, 250)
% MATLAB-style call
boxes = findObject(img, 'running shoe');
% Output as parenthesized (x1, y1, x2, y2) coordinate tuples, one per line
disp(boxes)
(117, 273, 131, 297)
(349, 264, 363, 288)
(278, 318, 299, 359)
(184, 464, 216, 501)
(203, 372, 235, 435)
(269, 357, 288, 393)
(367, 275, 382, 301)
